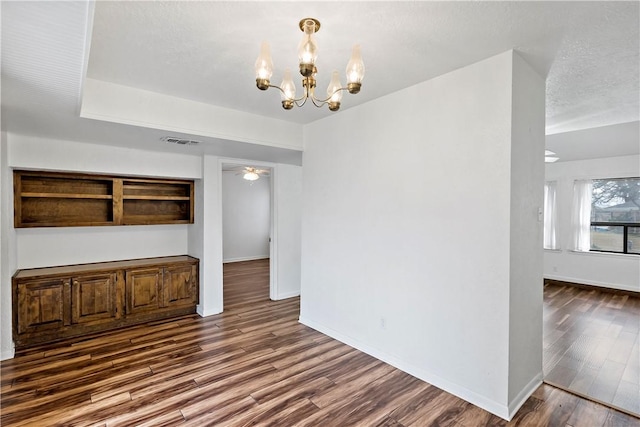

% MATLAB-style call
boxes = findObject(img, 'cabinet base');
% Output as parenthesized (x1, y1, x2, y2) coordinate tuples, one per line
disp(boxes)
(14, 306, 198, 350)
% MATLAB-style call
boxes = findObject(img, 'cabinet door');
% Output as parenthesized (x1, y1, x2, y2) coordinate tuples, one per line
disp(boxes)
(163, 263, 198, 308)
(125, 267, 162, 315)
(71, 273, 117, 325)
(15, 278, 70, 335)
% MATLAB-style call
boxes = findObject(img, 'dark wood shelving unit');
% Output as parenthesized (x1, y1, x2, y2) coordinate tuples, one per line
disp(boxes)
(122, 179, 194, 225)
(14, 171, 194, 227)
(16, 172, 115, 227)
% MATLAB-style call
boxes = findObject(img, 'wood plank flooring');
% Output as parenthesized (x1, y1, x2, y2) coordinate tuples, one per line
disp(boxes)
(1, 260, 638, 426)
(543, 281, 640, 417)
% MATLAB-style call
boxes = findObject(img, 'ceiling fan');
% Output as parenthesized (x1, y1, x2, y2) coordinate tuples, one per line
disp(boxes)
(237, 166, 270, 181)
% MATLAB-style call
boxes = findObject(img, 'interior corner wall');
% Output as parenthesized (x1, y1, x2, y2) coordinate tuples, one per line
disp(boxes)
(189, 155, 223, 317)
(544, 155, 640, 292)
(1, 131, 17, 360)
(507, 52, 545, 414)
(300, 50, 536, 419)
(222, 171, 270, 262)
(272, 163, 302, 300)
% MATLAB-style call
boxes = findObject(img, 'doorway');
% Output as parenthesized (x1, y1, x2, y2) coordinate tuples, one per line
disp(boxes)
(223, 259, 270, 309)
(542, 281, 640, 417)
(221, 162, 273, 308)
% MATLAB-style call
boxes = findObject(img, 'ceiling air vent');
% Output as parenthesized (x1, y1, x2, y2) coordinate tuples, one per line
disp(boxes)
(161, 136, 201, 145)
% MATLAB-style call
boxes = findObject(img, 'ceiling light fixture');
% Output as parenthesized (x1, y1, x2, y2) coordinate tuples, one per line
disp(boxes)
(255, 18, 365, 111)
(545, 150, 559, 163)
(243, 171, 260, 181)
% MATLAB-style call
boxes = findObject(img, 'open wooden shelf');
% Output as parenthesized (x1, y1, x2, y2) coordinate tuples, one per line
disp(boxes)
(21, 193, 114, 199)
(121, 178, 193, 225)
(14, 171, 194, 227)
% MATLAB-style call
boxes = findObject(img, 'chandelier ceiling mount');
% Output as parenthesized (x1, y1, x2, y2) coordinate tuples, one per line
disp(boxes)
(254, 17, 365, 112)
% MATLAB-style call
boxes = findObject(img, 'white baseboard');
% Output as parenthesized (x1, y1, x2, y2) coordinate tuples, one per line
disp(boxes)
(1, 348, 15, 361)
(197, 305, 222, 317)
(508, 373, 543, 420)
(272, 290, 300, 301)
(298, 316, 512, 421)
(223, 255, 269, 263)
(544, 274, 639, 293)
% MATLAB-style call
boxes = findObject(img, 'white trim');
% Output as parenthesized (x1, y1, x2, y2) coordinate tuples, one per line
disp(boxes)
(273, 290, 300, 301)
(270, 167, 278, 301)
(568, 249, 640, 259)
(223, 255, 269, 263)
(508, 374, 543, 420)
(299, 316, 512, 421)
(219, 157, 279, 304)
(1, 349, 15, 361)
(197, 305, 222, 318)
(544, 274, 639, 293)
(560, 170, 640, 182)
(543, 248, 562, 253)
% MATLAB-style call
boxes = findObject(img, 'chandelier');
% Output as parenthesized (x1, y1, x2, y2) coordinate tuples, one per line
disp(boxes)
(254, 18, 365, 111)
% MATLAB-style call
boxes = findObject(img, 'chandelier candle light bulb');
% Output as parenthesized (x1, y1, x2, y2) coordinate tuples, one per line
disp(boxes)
(280, 68, 296, 110)
(254, 17, 364, 111)
(346, 44, 365, 93)
(298, 19, 319, 77)
(255, 42, 274, 90)
(327, 71, 343, 111)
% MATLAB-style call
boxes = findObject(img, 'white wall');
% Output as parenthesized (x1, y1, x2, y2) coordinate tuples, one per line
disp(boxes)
(9, 135, 202, 179)
(272, 164, 302, 300)
(15, 226, 189, 269)
(300, 51, 544, 420)
(222, 171, 270, 262)
(82, 78, 304, 151)
(1, 132, 17, 360)
(507, 54, 545, 410)
(189, 155, 224, 317)
(544, 155, 640, 292)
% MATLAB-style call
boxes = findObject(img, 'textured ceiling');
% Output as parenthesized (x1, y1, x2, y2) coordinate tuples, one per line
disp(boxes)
(86, 1, 639, 131)
(1, 1, 639, 163)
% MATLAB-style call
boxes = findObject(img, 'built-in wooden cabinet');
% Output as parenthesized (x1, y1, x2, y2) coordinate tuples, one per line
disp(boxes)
(124, 262, 198, 315)
(15, 277, 71, 335)
(125, 267, 163, 316)
(71, 272, 118, 326)
(14, 171, 194, 228)
(163, 263, 199, 309)
(12, 256, 199, 349)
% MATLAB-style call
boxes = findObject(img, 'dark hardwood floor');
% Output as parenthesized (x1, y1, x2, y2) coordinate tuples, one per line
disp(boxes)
(224, 259, 271, 309)
(543, 281, 640, 417)
(1, 260, 638, 426)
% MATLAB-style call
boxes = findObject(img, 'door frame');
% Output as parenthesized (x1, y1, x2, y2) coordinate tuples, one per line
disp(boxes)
(219, 158, 278, 303)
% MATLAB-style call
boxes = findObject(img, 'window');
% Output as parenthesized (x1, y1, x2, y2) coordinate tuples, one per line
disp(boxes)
(590, 177, 640, 254)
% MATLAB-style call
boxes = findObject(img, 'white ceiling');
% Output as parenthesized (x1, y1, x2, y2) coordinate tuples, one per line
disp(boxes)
(1, 1, 639, 163)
